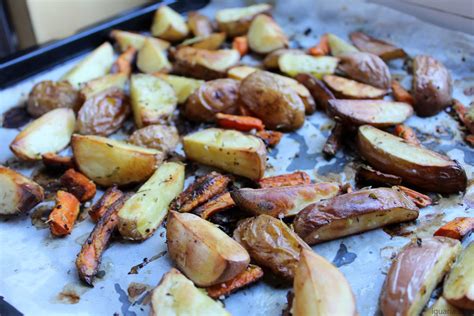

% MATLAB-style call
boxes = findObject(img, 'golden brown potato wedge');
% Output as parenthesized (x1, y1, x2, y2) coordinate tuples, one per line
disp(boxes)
(10, 108, 75, 161)
(0, 166, 44, 215)
(294, 188, 419, 245)
(279, 54, 339, 79)
(327, 99, 413, 127)
(292, 249, 357, 316)
(295, 73, 335, 113)
(80, 73, 127, 100)
(110, 30, 170, 52)
(349, 31, 406, 61)
(323, 75, 387, 99)
(443, 242, 474, 310)
(380, 237, 461, 316)
(178, 33, 226, 50)
(136, 38, 172, 74)
(27, 80, 82, 117)
(357, 125, 467, 193)
(153, 73, 204, 104)
(118, 162, 184, 240)
(151, 5, 189, 41)
(234, 214, 311, 280)
(216, 3, 272, 37)
(338, 51, 391, 89)
(183, 128, 267, 180)
(231, 183, 340, 218)
(263, 48, 305, 69)
(71, 134, 165, 187)
(187, 12, 213, 37)
(422, 297, 463, 316)
(173, 47, 241, 80)
(128, 124, 179, 153)
(227, 65, 258, 80)
(150, 268, 230, 316)
(247, 14, 288, 54)
(327, 33, 359, 56)
(167, 211, 250, 286)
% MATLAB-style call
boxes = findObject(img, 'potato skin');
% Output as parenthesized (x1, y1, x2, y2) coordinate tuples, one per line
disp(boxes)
(338, 52, 391, 89)
(27, 80, 82, 117)
(128, 124, 179, 153)
(240, 71, 305, 131)
(295, 73, 335, 113)
(412, 55, 453, 117)
(183, 79, 241, 122)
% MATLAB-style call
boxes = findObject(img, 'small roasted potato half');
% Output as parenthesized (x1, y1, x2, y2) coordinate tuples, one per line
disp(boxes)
(216, 3, 272, 37)
(349, 31, 406, 61)
(154, 74, 204, 104)
(10, 108, 75, 161)
(62, 42, 114, 88)
(327, 99, 413, 127)
(118, 162, 184, 240)
(150, 268, 230, 316)
(338, 51, 391, 89)
(380, 237, 461, 316)
(294, 188, 419, 245)
(80, 73, 127, 100)
(183, 128, 267, 180)
(323, 75, 387, 99)
(231, 183, 340, 218)
(27, 80, 82, 117)
(173, 47, 241, 80)
(234, 214, 311, 280)
(293, 249, 357, 316)
(327, 33, 359, 56)
(263, 48, 305, 69)
(279, 54, 339, 79)
(129, 124, 179, 153)
(110, 30, 170, 52)
(71, 134, 165, 187)
(443, 242, 474, 310)
(412, 55, 453, 117)
(240, 70, 305, 131)
(178, 33, 226, 50)
(167, 211, 250, 286)
(130, 74, 177, 127)
(357, 125, 467, 193)
(295, 73, 336, 113)
(0, 166, 44, 215)
(183, 78, 240, 122)
(151, 5, 189, 41)
(247, 14, 288, 54)
(136, 38, 171, 74)
(187, 12, 213, 37)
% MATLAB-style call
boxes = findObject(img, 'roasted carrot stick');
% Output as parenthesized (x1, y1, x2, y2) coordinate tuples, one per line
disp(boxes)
(206, 265, 264, 299)
(232, 36, 249, 56)
(89, 186, 123, 222)
(394, 124, 420, 146)
(60, 168, 97, 202)
(42, 153, 75, 170)
(391, 80, 415, 105)
(193, 192, 235, 219)
(323, 122, 344, 157)
(48, 190, 81, 236)
(216, 113, 265, 132)
(258, 171, 311, 188)
(434, 217, 474, 240)
(256, 130, 283, 147)
(308, 34, 329, 56)
(397, 185, 432, 208)
(111, 46, 136, 76)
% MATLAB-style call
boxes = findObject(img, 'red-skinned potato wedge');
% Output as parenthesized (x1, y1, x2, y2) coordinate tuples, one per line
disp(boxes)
(294, 187, 419, 245)
(247, 14, 288, 54)
(328, 99, 413, 127)
(443, 242, 474, 310)
(380, 237, 461, 316)
(323, 74, 387, 99)
(27, 80, 81, 117)
(349, 31, 406, 61)
(136, 38, 171, 74)
(60, 168, 96, 202)
(338, 51, 391, 89)
(89, 186, 123, 222)
(167, 211, 250, 287)
(295, 73, 335, 113)
(232, 36, 249, 56)
(187, 12, 213, 37)
(394, 124, 420, 146)
(396, 185, 432, 208)
(193, 192, 235, 219)
(256, 130, 283, 148)
(434, 217, 474, 240)
(231, 183, 340, 218)
(293, 249, 357, 316)
(322, 122, 345, 158)
(111, 46, 136, 76)
(216, 113, 265, 132)
(258, 171, 311, 188)
(178, 33, 226, 50)
(42, 153, 75, 170)
(48, 190, 80, 237)
(356, 165, 402, 186)
(110, 30, 170, 52)
(0, 166, 44, 215)
(206, 264, 264, 299)
(216, 3, 272, 37)
(128, 124, 179, 154)
(357, 125, 467, 193)
(391, 80, 415, 106)
(308, 34, 330, 56)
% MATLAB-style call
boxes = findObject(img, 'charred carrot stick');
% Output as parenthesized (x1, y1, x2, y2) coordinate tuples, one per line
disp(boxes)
(434, 217, 474, 240)
(48, 190, 81, 237)
(391, 80, 415, 106)
(452, 98, 469, 126)
(397, 185, 432, 208)
(89, 186, 123, 222)
(308, 34, 329, 56)
(216, 113, 265, 132)
(206, 264, 264, 299)
(258, 171, 311, 188)
(193, 192, 235, 219)
(42, 153, 75, 170)
(232, 36, 249, 56)
(394, 124, 420, 146)
(256, 130, 283, 147)
(60, 169, 97, 202)
(323, 122, 344, 157)
(111, 46, 136, 76)
(465, 134, 474, 147)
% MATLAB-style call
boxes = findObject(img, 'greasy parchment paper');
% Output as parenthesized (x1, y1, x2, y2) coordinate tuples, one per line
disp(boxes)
(1, 0, 473, 315)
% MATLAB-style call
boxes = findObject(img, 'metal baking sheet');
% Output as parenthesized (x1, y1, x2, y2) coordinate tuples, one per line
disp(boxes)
(1, 0, 473, 315)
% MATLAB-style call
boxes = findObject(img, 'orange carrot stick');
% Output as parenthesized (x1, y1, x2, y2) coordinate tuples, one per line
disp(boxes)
(258, 171, 311, 188)
(60, 168, 97, 202)
(397, 185, 432, 208)
(232, 36, 249, 56)
(111, 46, 136, 76)
(308, 34, 329, 56)
(391, 80, 415, 105)
(193, 192, 235, 219)
(256, 130, 283, 147)
(206, 265, 264, 299)
(216, 113, 265, 132)
(434, 217, 474, 240)
(48, 190, 80, 236)
(394, 124, 420, 146)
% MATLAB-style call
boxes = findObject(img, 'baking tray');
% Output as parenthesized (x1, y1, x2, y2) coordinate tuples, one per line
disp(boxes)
(0, 0, 473, 315)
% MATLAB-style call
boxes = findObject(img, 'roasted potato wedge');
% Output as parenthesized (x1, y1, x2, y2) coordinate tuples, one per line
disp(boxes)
(80, 73, 127, 100)
(71, 134, 165, 187)
(150, 268, 230, 316)
(380, 237, 461, 316)
(173, 47, 241, 80)
(234, 214, 311, 280)
(423, 297, 463, 316)
(167, 211, 250, 286)
(357, 125, 467, 193)
(136, 38, 172, 74)
(216, 3, 272, 37)
(338, 51, 391, 89)
(179, 33, 226, 50)
(151, 5, 189, 41)
(295, 73, 335, 113)
(110, 30, 170, 52)
(0, 166, 44, 215)
(118, 162, 184, 240)
(294, 188, 419, 245)
(263, 48, 305, 69)
(323, 75, 387, 99)
(10, 108, 75, 161)
(153, 73, 204, 104)
(327, 99, 413, 127)
(128, 124, 179, 153)
(247, 14, 288, 54)
(349, 31, 406, 61)
(227, 65, 259, 80)
(183, 128, 267, 180)
(412, 55, 453, 117)
(130, 74, 177, 127)
(62, 42, 114, 88)
(356, 165, 402, 186)
(292, 249, 357, 316)
(443, 242, 474, 310)
(240, 70, 305, 131)
(279, 54, 339, 79)
(27, 80, 81, 117)
(327, 33, 359, 56)
(231, 183, 340, 218)
(187, 12, 213, 37)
